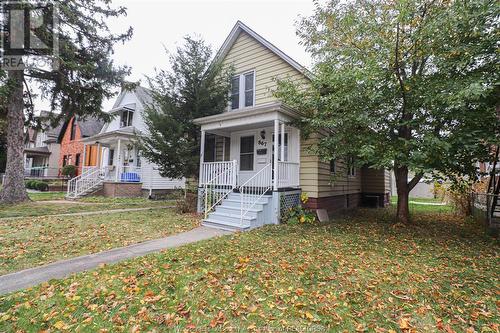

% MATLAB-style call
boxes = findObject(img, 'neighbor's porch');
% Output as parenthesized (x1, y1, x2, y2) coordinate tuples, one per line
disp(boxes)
(81, 128, 143, 184)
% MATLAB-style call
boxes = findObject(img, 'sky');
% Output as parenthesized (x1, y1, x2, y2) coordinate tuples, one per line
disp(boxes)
(95, 0, 315, 110)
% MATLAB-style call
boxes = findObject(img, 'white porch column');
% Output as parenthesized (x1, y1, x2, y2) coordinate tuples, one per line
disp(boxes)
(96, 143, 101, 168)
(280, 122, 285, 162)
(115, 139, 121, 182)
(273, 119, 279, 191)
(81, 144, 87, 173)
(199, 130, 205, 186)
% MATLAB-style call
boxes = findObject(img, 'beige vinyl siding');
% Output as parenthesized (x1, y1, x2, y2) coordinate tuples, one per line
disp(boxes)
(319, 159, 362, 197)
(222, 31, 307, 106)
(361, 167, 392, 194)
(300, 135, 320, 197)
(299, 134, 362, 198)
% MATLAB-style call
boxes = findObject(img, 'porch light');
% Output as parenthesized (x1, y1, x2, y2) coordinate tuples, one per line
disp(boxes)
(260, 130, 266, 140)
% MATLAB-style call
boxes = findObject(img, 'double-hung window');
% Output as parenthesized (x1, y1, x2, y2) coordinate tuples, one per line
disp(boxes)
(230, 71, 255, 110)
(120, 110, 133, 127)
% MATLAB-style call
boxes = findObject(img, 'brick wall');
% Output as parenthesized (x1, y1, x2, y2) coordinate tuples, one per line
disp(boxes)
(306, 193, 362, 214)
(102, 182, 143, 198)
(59, 117, 99, 175)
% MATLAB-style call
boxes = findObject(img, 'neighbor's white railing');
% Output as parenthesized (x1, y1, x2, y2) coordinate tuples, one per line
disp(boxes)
(67, 166, 105, 198)
(24, 167, 49, 178)
(239, 163, 272, 222)
(118, 165, 142, 182)
(203, 160, 237, 218)
(277, 161, 300, 188)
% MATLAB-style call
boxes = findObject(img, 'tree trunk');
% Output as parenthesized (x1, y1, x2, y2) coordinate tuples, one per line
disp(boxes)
(0, 70, 29, 204)
(394, 166, 410, 224)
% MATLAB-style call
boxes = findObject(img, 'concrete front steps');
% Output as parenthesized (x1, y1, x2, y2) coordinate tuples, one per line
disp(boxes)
(202, 192, 273, 231)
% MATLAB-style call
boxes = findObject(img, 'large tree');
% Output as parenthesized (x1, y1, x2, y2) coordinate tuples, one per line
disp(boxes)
(276, 0, 499, 223)
(0, 1, 132, 203)
(141, 36, 231, 184)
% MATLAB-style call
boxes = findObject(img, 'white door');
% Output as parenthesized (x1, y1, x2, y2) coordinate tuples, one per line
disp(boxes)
(234, 128, 272, 185)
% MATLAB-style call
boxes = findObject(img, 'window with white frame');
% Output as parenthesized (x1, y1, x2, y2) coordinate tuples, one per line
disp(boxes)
(272, 133, 289, 161)
(230, 71, 254, 110)
(120, 110, 133, 127)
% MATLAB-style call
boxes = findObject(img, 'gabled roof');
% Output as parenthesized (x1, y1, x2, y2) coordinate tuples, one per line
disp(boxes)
(112, 84, 154, 110)
(216, 21, 311, 79)
(57, 116, 105, 143)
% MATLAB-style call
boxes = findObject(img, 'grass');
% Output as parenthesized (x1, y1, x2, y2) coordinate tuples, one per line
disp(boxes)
(27, 191, 65, 201)
(0, 209, 199, 275)
(390, 196, 454, 214)
(0, 209, 497, 332)
(0, 196, 173, 219)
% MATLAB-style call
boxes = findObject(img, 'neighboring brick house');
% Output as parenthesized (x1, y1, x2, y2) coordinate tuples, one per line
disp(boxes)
(58, 116, 104, 175)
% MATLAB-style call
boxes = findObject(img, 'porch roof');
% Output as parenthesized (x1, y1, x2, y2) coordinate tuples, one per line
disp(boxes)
(81, 127, 140, 146)
(24, 146, 51, 157)
(193, 102, 300, 134)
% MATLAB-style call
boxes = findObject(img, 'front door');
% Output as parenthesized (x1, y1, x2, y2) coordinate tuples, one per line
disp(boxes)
(235, 129, 272, 185)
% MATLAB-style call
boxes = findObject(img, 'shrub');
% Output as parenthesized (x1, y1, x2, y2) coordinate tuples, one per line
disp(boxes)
(25, 180, 49, 191)
(446, 178, 473, 216)
(61, 165, 77, 178)
(175, 191, 198, 214)
(35, 181, 49, 191)
(282, 193, 317, 225)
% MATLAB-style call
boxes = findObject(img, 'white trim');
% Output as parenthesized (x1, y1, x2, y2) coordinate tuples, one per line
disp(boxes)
(194, 101, 300, 126)
(215, 21, 310, 79)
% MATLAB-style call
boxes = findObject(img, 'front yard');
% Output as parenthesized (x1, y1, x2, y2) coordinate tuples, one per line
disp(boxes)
(1, 208, 498, 332)
(0, 209, 199, 275)
(0, 195, 173, 219)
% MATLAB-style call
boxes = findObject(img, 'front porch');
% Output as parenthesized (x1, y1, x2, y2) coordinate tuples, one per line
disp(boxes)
(194, 102, 302, 230)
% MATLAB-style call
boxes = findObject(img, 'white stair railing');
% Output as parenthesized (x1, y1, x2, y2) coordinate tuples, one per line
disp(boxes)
(67, 167, 105, 198)
(239, 163, 272, 222)
(203, 160, 237, 218)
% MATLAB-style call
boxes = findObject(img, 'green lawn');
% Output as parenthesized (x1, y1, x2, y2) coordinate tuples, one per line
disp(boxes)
(0, 209, 199, 275)
(27, 191, 65, 201)
(390, 196, 453, 214)
(0, 196, 173, 219)
(0, 209, 497, 332)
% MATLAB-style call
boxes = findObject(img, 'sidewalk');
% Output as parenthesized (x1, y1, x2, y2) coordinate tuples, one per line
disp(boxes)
(0, 226, 231, 295)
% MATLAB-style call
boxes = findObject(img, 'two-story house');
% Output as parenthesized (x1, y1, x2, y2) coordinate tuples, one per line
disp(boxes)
(24, 111, 63, 178)
(195, 21, 391, 231)
(57, 116, 105, 176)
(66, 85, 185, 198)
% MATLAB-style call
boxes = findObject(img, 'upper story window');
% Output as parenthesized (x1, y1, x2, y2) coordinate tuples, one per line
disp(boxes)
(70, 118, 77, 140)
(120, 110, 133, 127)
(230, 71, 254, 110)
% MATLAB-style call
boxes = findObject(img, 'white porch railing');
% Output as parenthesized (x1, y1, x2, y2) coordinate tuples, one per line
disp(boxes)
(277, 161, 300, 188)
(239, 163, 272, 221)
(202, 160, 237, 218)
(67, 166, 105, 198)
(200, 161, 237, 186)
(118, 165, 142, 182)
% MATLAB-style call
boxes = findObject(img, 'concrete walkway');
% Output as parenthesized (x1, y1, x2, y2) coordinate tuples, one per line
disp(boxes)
(0, 205, 175, 221)
(0, 226, 231, 295)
